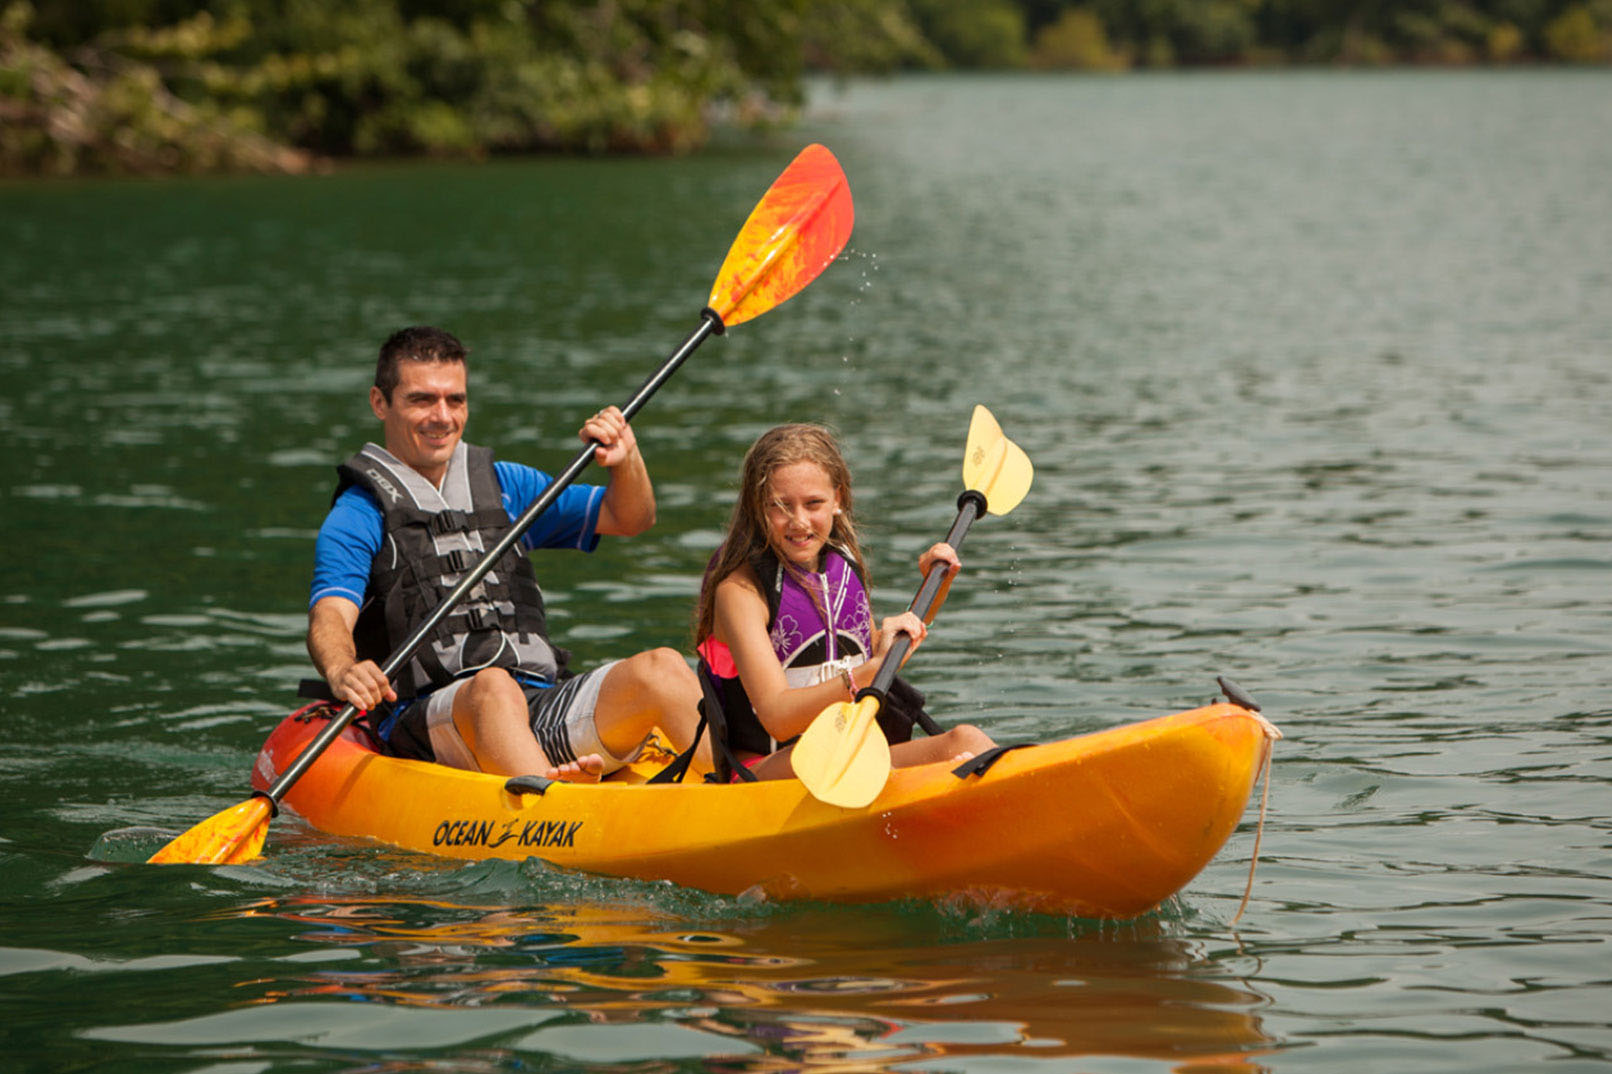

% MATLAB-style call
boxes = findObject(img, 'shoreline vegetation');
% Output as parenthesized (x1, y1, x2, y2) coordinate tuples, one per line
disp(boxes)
(3, 0, 1610, 178)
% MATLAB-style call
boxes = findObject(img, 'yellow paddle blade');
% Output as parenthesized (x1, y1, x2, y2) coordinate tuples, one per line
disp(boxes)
(963, 404, 1034, 516)
(793, 697, 892, 808)
(147, 797, 271, 865)
(707, 144, 854, 327)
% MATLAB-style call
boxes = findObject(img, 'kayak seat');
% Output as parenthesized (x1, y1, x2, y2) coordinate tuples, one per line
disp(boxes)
(297, 678, 336, 701)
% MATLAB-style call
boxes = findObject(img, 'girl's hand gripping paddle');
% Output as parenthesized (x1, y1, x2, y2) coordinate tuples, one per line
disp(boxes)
(792, 406, 1032, 808)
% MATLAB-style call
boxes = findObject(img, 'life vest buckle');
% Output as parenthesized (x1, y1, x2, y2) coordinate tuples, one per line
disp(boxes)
(429, 510, 469, 536)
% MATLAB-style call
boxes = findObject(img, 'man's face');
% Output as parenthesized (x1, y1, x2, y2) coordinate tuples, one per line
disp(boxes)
(370, 360, 468, 485)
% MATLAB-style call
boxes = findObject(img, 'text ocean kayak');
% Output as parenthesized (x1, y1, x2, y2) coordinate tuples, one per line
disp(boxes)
(251, 697, 1275, 918)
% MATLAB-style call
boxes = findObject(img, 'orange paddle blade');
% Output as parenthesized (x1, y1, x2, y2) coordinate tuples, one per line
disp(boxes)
(707, 144, 854, 327)
(147, 796, 271, 865)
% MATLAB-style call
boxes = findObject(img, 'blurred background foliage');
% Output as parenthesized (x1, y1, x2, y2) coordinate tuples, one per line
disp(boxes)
(4, 0, 1610, 175)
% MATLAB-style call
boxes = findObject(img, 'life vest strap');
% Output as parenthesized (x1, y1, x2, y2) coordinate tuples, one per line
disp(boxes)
(649, 662, 759, 784)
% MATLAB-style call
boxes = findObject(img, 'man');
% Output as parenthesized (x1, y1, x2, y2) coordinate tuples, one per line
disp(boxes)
(307, 325, 704, 782)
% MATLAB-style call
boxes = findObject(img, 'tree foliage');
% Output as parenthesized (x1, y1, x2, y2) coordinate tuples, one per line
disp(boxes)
(3, 0, 1609, 175)
(3, 0, 816, 173)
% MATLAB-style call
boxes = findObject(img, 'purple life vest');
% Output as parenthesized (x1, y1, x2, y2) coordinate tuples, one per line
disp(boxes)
(696, 546, 874, 758)
(688, 545, 935, 781)
(766, 547, 874, 682)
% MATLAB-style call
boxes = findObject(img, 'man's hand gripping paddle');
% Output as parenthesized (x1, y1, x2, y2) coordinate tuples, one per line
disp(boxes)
(148, 145, 854, 865)
(791, 406, 1032, 809)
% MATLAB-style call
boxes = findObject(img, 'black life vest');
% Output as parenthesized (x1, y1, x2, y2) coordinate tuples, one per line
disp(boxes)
(335, 441, 563, 699)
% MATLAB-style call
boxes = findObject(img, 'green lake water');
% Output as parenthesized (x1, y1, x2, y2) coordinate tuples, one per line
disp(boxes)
(2, 70, 1610, 1071)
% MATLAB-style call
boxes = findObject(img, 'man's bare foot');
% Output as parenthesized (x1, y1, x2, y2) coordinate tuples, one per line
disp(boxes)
(545, 753, 606, 784)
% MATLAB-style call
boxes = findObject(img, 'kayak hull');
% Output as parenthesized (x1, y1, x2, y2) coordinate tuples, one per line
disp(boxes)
(251, 702, 1272, 918)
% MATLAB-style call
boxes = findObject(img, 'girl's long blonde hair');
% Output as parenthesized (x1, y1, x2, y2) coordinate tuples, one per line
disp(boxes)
(693, 423, 870, 644)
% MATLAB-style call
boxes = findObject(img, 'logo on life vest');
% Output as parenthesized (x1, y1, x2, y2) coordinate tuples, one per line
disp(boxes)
(432, 817, 583, 849)
(365, 467, 403, 504)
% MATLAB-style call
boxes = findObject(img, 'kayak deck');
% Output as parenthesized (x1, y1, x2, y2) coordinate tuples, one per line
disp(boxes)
(252, 701, 1275, 918)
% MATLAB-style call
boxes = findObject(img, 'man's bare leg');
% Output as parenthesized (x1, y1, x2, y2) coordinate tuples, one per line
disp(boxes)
(592, 647, 709, 773)
(451, 667, 605, 782)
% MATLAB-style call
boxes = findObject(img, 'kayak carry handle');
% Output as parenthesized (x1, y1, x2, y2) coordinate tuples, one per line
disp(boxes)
(504, 775, 555, 797)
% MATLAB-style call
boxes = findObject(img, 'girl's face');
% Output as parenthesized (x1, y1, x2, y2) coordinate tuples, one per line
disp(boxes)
(764, 460, 842, 568)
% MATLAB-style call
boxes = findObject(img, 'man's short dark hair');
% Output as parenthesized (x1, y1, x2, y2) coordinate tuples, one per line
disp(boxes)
(375, 326, 467, 401)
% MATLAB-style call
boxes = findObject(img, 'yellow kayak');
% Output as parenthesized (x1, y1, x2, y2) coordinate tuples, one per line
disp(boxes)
(251, 698, 1275, 918)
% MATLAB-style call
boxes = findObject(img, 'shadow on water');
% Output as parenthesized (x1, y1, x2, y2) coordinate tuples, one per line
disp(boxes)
(70, 886, 1278, 1071)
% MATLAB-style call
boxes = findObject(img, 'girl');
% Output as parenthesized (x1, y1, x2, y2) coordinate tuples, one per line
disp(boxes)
(693, 424, 994, 781)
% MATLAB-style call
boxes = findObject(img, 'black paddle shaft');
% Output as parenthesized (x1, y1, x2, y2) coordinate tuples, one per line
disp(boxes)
(858, 488, 987, 705)
(262, 309, 726, 804)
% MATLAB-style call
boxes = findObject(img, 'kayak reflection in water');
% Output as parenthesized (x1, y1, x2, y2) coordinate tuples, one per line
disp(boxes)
(305, 326, 707, 785)
(692, 423, 994, 781)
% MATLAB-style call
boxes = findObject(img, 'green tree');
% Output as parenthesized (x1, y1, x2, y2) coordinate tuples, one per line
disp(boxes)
(0, 3, 308, 174)
(8, 0, 1612, 177)
(2, 0, 822, 172)
(1544, 2, 1612, 59)
(1031, 6, 1127, 68)
(908, 0, 1028, 67)
(801, 0, 941, 72)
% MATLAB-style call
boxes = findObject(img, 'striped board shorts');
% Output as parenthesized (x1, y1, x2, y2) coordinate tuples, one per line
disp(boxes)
(388, 660, 645, 773)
